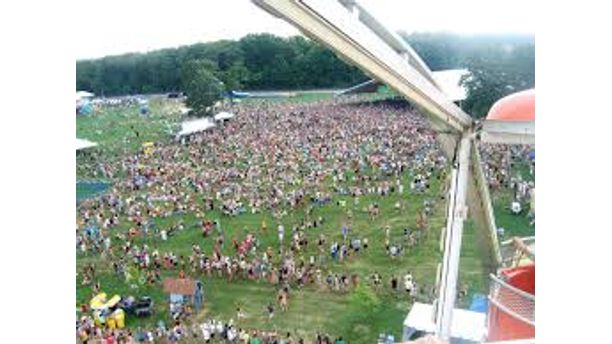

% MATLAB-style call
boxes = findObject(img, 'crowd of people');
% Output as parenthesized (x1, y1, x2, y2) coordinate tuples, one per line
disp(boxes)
(77, 315, 348, 343)
(479, 142, 535, 226)
(77, 98, 450, 343)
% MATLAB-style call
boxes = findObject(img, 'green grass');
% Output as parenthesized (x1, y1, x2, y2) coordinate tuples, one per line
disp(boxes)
(491, 158, 535, 239)
(76, 97, 183, 178)
(76, 97, 492, 342)
(458, 220, 492, 308)
(492, 193, 534, 239)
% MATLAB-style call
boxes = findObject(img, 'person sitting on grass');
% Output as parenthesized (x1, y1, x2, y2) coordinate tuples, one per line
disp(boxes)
(237, 307, 246, 320)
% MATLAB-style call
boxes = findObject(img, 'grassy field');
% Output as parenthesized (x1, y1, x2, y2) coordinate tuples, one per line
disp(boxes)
(458, 220, 493, 308)
(76, 97, 183, 178)
(76, 96, 492, 342)
(491, 159, 535, 239)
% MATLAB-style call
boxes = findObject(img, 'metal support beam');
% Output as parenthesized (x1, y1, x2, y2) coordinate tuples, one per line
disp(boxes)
(251, 0, 473, 133)
(436, 135, 472, 339)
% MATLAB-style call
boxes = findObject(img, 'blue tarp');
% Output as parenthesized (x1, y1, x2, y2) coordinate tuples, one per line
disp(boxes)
(79, 102, 93, 115)
(76, 181, 111, 202)
(528, 150, 535, 161)
(169, 294, 184, 303)
(469, 293, 488, 313)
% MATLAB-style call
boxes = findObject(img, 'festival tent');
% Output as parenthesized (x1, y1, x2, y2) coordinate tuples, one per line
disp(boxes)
(487, 89, 535, 122)
(163, 277, 204, 310)
(214, 111, 235, 121)
(76, 91, 95, 101)
(76, 138, 98, 151)
(77, 91, 96, 115)
(176, 117, 215, 137)
(179, 107, 192, 116)
(403, 302, 486, 342)
(481, 89, 535, 144)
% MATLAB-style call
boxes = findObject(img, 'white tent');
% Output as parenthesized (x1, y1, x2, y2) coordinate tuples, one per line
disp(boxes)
(403, 302, 485, 342)
(76, 91, 95, 101)
(176, 117, 216, 137)
(214, 111, 235, 121)
(431, 69, 469, 102)
(76, 138, 98, 151)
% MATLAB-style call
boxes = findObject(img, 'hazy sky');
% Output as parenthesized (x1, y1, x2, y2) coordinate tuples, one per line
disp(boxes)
(76, 0, 535, 60)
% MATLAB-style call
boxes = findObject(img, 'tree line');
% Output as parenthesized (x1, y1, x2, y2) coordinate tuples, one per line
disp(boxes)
(76, 34, 367, 96)
(77, 32, 534, 118)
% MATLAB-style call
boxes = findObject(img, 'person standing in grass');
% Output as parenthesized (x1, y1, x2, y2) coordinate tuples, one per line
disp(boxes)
(391, 275, 399, 293)
(278, 223, 285, 248)
(251, 332, 260, 344)
(278, 287, 289, 312)
(267, 303, 275, 320)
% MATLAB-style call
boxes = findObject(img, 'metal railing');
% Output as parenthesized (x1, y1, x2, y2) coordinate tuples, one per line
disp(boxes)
(488, 274, 535, 327)
(500, 236, 535, 268)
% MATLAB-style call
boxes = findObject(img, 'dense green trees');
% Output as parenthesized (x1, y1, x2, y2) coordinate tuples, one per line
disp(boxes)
(76, 34, 367, 96)
(460, 44, 535, 118)
(181, 60, 223, 117)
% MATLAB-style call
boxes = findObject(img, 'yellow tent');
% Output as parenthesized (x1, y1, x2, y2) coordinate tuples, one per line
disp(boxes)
(106, 295, 121, 308)
(90, 293, 107, 309)
(89, 293, 121, 309)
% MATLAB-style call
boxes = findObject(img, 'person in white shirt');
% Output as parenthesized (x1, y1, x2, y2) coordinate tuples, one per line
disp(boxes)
(227, 326, 237, 341)
(278, 224, 285, 245)
(404, 272, 414, 294)
(200, 323, 211, 342)
(511, 201, 522, 214)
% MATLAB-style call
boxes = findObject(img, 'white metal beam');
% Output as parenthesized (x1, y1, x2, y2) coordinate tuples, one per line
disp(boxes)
(250, 1, 480, 340)
(436, 135, 472, 339)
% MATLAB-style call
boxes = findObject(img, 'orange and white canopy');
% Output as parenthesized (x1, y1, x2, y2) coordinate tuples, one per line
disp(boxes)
(481, 89, 535, 144)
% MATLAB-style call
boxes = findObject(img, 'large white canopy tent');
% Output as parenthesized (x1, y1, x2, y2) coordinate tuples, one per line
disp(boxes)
(403, 303, 486, 343)
(76, 91, 95, 101)
(76, 138, 98, 151)
(214, 112, 235, 121)
(176, 118, 216, 137)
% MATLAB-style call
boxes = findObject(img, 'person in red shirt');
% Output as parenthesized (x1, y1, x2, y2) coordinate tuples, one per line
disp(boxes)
(104, 331, 116, 344)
